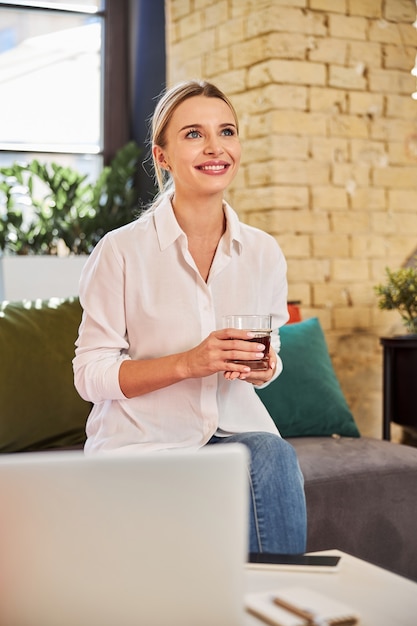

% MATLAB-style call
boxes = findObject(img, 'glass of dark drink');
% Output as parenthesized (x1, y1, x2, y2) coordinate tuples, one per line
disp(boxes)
(222, 314, 272, 371)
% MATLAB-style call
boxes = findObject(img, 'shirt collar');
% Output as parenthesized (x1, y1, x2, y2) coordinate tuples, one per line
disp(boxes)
(153, 195, 243, 253)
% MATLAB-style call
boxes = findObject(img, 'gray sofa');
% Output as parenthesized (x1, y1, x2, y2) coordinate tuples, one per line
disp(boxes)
(1, 297, 417, 582)
(289, 436, 417, 582)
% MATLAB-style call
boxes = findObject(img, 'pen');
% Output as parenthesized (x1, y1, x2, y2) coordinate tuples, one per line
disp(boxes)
(273, 595, 358, 626)
(273, 595, 317, 624)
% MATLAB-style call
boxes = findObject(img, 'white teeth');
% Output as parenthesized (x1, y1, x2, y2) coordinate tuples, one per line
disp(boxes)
(200, 164, 226, 170)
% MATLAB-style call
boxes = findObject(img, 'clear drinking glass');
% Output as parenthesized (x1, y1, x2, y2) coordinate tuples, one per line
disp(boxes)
(222, 314, 272, 371)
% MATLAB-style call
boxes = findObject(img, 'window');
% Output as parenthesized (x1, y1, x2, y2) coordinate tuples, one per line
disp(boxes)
(0, 0, 129, 178)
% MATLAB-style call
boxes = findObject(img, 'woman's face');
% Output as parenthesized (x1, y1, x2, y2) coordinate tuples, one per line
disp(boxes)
(154, 95, 241, 199)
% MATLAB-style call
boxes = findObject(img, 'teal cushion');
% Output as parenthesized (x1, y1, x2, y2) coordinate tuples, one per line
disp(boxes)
(256, 317, 360, 438)
(0, 297, 89, 452)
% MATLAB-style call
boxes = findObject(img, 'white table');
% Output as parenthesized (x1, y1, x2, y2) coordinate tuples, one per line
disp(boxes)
(244, 550, 417, 626)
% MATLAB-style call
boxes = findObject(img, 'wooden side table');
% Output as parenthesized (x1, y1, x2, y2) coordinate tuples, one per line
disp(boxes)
(380, 336, 417, 440)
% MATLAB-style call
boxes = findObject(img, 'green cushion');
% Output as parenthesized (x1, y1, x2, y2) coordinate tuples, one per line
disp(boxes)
(256, 317, 360, 438)
(0, 297, 89, 452)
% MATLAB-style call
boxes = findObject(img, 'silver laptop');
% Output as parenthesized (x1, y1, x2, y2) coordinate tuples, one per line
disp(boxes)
(0, 445, 248, 626)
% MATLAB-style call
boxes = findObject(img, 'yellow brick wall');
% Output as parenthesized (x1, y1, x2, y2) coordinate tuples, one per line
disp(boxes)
(165, 0, 417, 440)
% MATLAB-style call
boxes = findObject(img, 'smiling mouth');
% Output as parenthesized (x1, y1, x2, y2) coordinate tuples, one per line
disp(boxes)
(197, 164, 229, 171)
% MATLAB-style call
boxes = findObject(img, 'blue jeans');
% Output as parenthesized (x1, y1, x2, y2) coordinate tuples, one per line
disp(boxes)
(206, 432, 307, 554)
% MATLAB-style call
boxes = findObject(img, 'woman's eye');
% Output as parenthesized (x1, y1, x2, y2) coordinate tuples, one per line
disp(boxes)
(222, 127, 235, 136)
(186, 129, 201, 139)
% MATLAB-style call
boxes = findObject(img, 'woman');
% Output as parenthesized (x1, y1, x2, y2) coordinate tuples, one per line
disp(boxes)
(73, 80, 307, 554)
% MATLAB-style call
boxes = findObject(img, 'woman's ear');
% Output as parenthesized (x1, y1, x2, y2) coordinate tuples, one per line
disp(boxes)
(153, 145, 170, 171)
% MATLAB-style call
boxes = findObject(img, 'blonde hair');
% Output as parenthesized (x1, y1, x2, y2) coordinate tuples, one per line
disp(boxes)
(151, 80, 239, 196)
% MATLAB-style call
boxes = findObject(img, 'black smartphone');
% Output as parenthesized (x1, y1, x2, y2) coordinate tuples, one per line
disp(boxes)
(247, 552, 341, 572)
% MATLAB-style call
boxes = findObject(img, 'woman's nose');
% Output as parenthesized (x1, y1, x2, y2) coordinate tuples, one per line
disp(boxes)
(204, 135, 224, 155)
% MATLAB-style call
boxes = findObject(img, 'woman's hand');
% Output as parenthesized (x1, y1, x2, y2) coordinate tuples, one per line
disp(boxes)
(181, 328, 276, 384)
(223, 347, 277, 385)
(120, 329, 277, 399)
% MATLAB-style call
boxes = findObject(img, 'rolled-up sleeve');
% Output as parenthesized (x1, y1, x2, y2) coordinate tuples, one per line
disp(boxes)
(73, 235, 131, 403)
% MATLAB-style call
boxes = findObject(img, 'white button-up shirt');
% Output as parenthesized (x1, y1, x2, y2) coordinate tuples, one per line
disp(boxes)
(73, 197, 289, 453)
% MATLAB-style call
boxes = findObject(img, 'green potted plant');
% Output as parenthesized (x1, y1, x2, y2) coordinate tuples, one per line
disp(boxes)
(0, 141, 141, 300)
(374, 264, 417, 442)
(374, 265, 417, 335)
(0, 141, 141, 256)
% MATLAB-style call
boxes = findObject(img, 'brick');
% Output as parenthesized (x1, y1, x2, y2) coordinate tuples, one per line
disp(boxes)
(194, 0, 214, 8)
(369, 20, 403, 44)
(230, 39, 262, 69)
(314, 283, 375, 307)
(332, 211, 371, 233)
(204, 47, 230, 76)
(372, 166, 417, 188)
(248, 60, 326, 88)
(234, 186, 309, 211)
(230, 0, 307, 18)
(248, 209, 329, 233)
(241, 135, 309, 164)
(389, 190, 417, 211)
(233, 85, 307, 118)
(329, 114, 369, 139)
(404, 134, 417, 162)
(246, 7, 327, 38)
(386, 94, 417, 119)
(309, 87, 348, 113)
(307, 309, 332, 331)
(371, 117, 416, 141)
(383, 43, 416, 71)
(265, 32, 310, 59)
(212, 69, 246, 94)
(248, 160, 329, 186)
(310, 137, 349, 162)
(312, 186, 349, 210)
(287, 259, 331, 283)
(398, 24, 417, 46)
(329, 14, 368, 40)
(269, 111, 328, 136)
(382, 236, 417, 259)
(313, 283, 347, 307)
(168, 52, 203, 82)
(384, 0, 417, 23)
(332, 163, 371, 187)
(348, 0, 382, 18)
(371, 258, 412, 281)
(178, 10, 203, 39)
(310, 0, 347, 12)
(287, 283, 311, 307)
(350, 139, 388, 166)
(369, 68, 415, 94)
(350, 187, 386, 211)
(351, 235, 389, 258)
(371, 210, 417, 234)
(329, 65, 367, 90)
(278, 234, 310, 258)
(313, 234, 350, 257)
(348, 41, 382, 68)
(309, 38, 347, 64)
(389, 140, 417, 166)
(333, 259, 370, 281)
(204, 1, 229, 28)
(333, 307, 372, 330)
(216, 17, 245, 47)
(348, 92, 384, 116)
(170, 27, 216, 61)
(169, 0, 192, 21)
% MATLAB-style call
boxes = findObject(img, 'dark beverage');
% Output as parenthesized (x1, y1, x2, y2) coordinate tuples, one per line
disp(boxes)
(229, 332, 271, 370)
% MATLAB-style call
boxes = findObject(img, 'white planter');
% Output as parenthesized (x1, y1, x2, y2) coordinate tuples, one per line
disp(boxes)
(0, 256, 88, 302)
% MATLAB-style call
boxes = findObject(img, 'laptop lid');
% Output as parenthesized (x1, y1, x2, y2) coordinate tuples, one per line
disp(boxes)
(0, 444, 248, 626)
